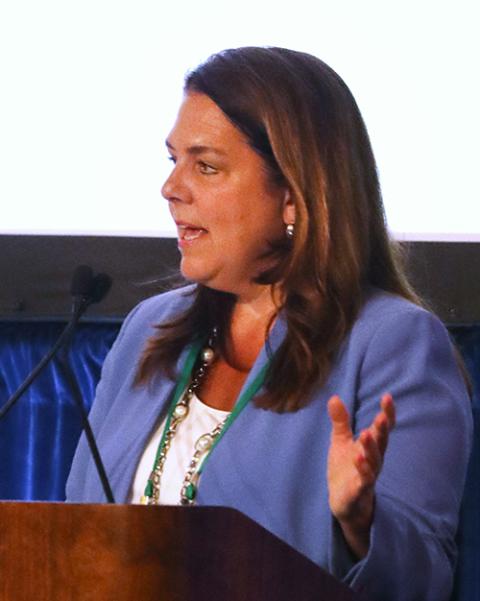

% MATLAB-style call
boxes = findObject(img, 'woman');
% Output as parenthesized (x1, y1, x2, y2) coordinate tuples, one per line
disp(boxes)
(67, 47, 472, 600)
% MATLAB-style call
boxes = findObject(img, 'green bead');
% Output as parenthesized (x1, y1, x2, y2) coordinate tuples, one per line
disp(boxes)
(185, 483, 196, 500)
(145, 481, 153, 497)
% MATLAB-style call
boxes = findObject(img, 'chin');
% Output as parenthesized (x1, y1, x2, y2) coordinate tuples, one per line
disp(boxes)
(179, 256, 253, 297)
(180, 266, 233, 296)
(179, 259, 213, 287)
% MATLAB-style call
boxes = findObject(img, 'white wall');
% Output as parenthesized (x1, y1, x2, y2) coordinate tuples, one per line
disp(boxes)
(0, 0, 478, 239)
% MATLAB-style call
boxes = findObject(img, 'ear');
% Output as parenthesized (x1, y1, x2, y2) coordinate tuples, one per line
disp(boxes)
(282, 188, 295, 226)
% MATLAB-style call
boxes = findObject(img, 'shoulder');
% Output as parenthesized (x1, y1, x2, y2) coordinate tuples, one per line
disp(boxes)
(349, 288, 447, 352)
(341, 288, 470, 424)
(100, 284, 197, 371)
(127, 283, 196, 324)
(333, 287, 470, 413)
(121, 284, 196, 334)
(358, 287, 432, 326)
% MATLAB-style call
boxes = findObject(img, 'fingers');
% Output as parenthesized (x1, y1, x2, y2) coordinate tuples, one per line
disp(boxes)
(356, 429, 383, 487)
(360, 429, 382, 469)
(327, 395, 352, 439)
(354, 450, 377, 486)
(328, 392, 396, 480)
(380, 393, 396, 429)
(357, 393, 396, 479)
(327, 394, 396, 530)
(370, 393, 396, 455)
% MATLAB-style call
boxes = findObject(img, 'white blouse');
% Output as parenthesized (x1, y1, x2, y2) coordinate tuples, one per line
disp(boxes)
(129, 392, 230, 505)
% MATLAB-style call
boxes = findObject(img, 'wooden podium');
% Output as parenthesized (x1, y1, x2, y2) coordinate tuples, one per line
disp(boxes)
(0, 502, 368, 601)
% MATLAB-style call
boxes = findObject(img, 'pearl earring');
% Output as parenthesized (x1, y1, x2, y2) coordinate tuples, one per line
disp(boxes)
(286, 223, 295, 239)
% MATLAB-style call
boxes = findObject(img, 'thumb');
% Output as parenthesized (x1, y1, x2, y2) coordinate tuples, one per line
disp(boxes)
(328, 395, 352, 439)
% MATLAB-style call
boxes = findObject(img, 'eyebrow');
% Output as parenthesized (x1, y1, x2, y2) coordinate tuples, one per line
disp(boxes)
(165, 139, 228, 157)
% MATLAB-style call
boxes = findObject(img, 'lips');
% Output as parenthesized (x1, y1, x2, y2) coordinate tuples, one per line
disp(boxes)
(182, 227, 206, 241)
(176, 222, 208, 244)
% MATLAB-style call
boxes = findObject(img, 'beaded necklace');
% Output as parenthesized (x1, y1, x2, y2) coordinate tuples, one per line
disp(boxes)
(141, 331, 270, 506)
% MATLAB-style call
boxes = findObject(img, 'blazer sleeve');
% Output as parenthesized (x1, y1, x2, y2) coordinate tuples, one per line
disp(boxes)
(328, 306, 473, 601)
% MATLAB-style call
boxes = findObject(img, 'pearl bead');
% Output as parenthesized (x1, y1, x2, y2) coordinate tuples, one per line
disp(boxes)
(201, 347, 215, 364)
(173, 404, 189, 419)
(195, 434, 213, 452)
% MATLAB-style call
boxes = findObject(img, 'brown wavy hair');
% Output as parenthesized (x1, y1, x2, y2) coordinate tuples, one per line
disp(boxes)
(136, 47, 420, 412)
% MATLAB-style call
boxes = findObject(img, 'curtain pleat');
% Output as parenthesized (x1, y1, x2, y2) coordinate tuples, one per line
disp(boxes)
(449, 326, 480, 601)
(0, 321, 119, 501)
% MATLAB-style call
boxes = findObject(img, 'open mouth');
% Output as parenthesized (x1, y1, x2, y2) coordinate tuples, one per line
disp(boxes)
(177, 224, 208, 242)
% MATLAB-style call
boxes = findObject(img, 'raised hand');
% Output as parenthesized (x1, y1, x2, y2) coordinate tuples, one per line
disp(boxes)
(327, 393, 396, 558)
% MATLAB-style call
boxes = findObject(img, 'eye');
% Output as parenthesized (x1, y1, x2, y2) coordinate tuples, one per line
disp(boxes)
(167, 155, 176, 164)
(198, 161, 218, 175)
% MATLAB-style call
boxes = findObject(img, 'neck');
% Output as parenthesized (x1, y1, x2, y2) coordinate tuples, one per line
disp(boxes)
(234, 283, 282, 317)
(224, 284, 281, 371)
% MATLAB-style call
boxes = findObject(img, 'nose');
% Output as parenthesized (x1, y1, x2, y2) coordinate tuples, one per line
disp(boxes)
(161, 163, 191, 204)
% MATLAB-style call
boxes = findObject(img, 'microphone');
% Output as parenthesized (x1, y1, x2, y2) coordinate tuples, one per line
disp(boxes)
(0, 266, 115, 503)
(71, 264, 95, 296)
(70, 265, 112, 315)
(0, 266, 111, 419)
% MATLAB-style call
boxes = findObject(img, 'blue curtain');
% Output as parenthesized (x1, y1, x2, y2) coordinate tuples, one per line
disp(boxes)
(449, 326, 480, 601)
(0, 321, 119, 501)
(0, 320, 479, 599)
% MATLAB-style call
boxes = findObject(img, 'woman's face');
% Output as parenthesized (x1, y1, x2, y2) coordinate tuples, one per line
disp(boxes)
(162, 92, 292, 299)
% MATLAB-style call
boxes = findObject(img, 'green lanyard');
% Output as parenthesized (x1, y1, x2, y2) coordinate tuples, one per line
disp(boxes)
(143, 341, 270, 502)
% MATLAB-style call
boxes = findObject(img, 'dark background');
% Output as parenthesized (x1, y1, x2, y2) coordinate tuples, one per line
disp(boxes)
(1, 235, 479, 324)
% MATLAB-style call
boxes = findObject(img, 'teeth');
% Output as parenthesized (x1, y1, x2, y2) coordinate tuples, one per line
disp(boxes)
(180, 226, 206, 241)
(184, 230, 202, 241)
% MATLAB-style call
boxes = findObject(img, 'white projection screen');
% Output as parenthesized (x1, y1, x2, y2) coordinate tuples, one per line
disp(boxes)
(1, 0, 479, 241)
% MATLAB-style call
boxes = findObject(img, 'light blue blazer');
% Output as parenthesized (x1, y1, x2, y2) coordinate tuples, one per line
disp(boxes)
(66, 286, 472, 601)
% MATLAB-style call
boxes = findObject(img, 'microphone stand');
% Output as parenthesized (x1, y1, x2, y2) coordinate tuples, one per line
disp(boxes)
(57, 347, 115, 503)
(0, 301, 84, 421)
